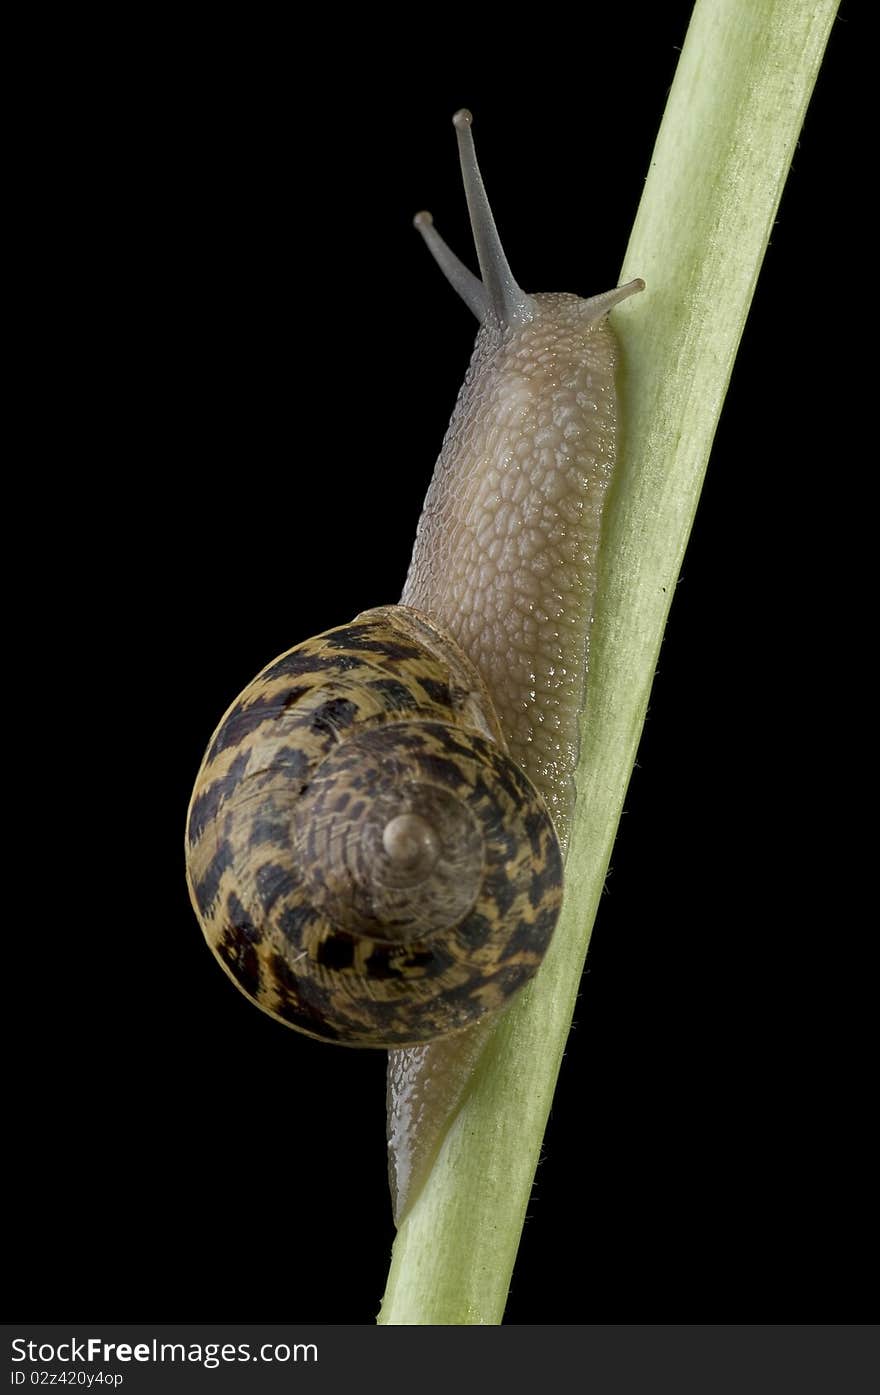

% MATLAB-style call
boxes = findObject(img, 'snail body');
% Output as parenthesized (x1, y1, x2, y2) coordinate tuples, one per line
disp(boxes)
(402, 290, 630, 847)
(186, 606, 563, 1046)
(388, 112, 643, 1216)
(404, 113, 643, 847)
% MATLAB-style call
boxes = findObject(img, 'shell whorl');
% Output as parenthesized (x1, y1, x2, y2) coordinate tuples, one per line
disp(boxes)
(185, 606, 563, 1047)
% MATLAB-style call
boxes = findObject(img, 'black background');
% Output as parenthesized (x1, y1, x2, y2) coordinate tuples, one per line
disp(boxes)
(10, 6, 868, 1324)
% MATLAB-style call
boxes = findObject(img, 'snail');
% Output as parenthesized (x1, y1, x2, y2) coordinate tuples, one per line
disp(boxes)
(186, 109, 643, 1210)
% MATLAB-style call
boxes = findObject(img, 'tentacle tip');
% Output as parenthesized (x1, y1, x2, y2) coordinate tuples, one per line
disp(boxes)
(413, 210, 434, 229)
(631, 277, 646, 293)
(452, 108, 473, 130)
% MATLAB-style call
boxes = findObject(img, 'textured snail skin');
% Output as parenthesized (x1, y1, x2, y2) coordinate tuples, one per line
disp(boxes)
(389, 294, 623, 1219)
(186, 606, 563, 1047)
(402, 292, 618, 849)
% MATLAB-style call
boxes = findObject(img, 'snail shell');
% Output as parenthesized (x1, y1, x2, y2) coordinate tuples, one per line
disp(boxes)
(185, 605, 563, 1047)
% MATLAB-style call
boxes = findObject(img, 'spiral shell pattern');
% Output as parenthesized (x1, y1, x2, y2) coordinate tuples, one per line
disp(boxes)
(185, 607, 563, 1046)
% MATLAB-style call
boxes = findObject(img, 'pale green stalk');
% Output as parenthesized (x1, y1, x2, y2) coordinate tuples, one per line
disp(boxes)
(379, 0, 838, 1325)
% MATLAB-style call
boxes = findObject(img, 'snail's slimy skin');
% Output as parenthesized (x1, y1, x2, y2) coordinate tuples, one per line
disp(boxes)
(402, 294, 619, 849)
(387, 111, 643, 1223)
(389, 296, 623, 1223)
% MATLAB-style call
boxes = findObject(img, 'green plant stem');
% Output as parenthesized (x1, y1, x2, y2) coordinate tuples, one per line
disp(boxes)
(378, 0, 837, 1325)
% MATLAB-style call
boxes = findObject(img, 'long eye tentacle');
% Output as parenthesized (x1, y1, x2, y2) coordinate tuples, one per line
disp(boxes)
(414, 109, 534, 327)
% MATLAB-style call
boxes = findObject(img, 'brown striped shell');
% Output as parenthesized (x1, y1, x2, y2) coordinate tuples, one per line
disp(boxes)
(185, 606, 563, 1047)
